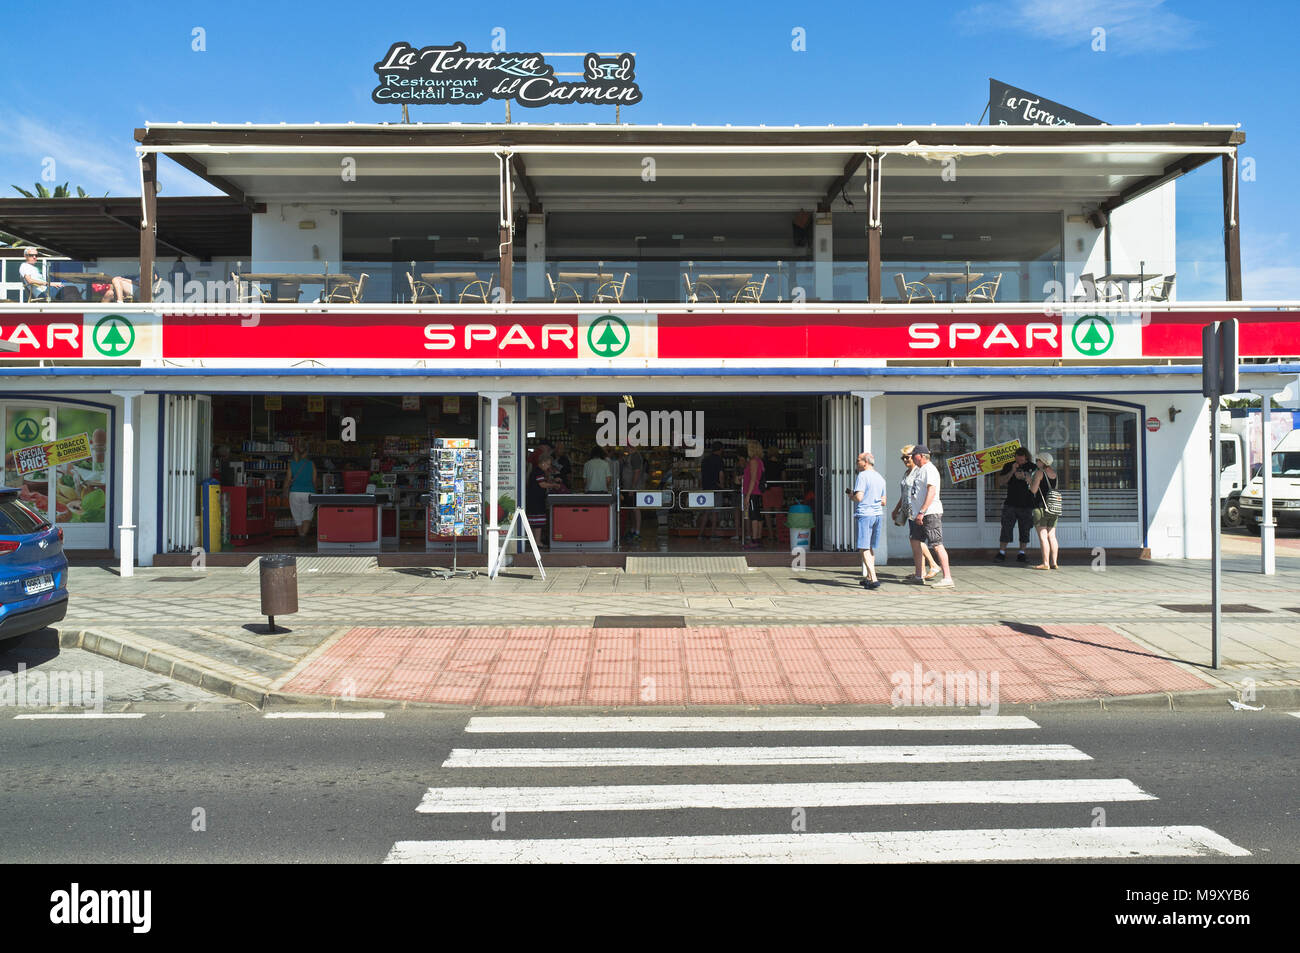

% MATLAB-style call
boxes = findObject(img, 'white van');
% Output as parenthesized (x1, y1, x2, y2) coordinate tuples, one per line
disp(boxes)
(1239, 429, 1300, 534)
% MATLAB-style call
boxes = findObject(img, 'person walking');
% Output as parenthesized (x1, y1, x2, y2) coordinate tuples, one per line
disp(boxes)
(893, 444, 940, 580)
(620, 442, 645, 541)
(994, 447, 1037, 563)
(284, 439, 317, 544)
(739, 440, 765, 548)
(848, 451, 888, 589)
(908, 445, 954, 588)
(582, 445, 610, 492)
(696, 441, 725, 539)
(1028, 450, 1061, 571)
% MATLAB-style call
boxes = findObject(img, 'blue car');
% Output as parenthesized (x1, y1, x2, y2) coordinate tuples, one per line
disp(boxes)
(0, 487, 69, 642)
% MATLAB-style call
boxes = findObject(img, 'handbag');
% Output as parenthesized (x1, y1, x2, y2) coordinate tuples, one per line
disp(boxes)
(1040, 474, 1063, 516)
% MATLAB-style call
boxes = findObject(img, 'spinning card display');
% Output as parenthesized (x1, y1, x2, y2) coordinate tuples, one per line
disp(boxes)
(428, 437, 482, 539)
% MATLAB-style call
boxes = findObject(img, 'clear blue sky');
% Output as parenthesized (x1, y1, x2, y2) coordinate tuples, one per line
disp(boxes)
(2, 0, 1295, 295)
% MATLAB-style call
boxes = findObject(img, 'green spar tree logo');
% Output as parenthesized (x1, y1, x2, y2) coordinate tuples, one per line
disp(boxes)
(587, 315, 630, 357)
(93, 314, 136, 356)
(1071, 314, 1114, 355)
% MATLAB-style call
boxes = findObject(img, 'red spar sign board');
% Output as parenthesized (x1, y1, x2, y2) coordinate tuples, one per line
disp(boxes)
(1140, 310, 1300, 358)
(657, 312, 1064, 359)
(160, 313, 579, 359)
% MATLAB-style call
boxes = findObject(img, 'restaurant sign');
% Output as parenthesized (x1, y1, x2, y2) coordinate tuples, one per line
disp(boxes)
(946, 439, 1022, 484)
(989, 78, 1101, 127)
(372, 42, 641, 107)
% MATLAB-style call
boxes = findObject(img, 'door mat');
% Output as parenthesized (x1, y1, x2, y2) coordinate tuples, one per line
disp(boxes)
(624, 556, 749, 574)
(593, 615, 687, 628)
(240, 556, 380, 574)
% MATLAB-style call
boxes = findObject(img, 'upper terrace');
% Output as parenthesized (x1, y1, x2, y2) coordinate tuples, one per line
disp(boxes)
(3, 122, 1246, 307)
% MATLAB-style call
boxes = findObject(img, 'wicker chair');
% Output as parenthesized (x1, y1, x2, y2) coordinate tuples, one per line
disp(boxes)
(965, 273, 1002, 303)
(594, 272, 630, 304)
(682, 272, 718, 303)
(894, 273, 934, 303)
(547, 272, 582, 302)
(459, 272, 493, 303)
(407, 271, 441, 304)
(1144, 273, 1175, 302)
(734, 273, 769, 303)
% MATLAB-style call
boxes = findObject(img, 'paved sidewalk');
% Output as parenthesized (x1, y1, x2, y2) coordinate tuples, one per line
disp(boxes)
(53, 553, 1300, 710)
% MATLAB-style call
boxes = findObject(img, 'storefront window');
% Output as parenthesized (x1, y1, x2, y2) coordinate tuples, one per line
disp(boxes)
(55, 407, 109, 526)
(4, 406, 52, 520)
(1087, 409, 1139, 521)
(1034, 406, 1081, 520)
(925, 406, 976, 521)
(982, 406, 1028, 521)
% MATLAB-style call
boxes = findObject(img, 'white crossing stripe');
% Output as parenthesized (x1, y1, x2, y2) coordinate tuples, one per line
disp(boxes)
(385, 826, 1250, 864)
(416, 778, 1154, 813)
(14, 713, 145, 720)
(263, 712, 386, 719)
(1288, 712, 1300, 719)
(443, 743, 1089, 768)
(465, 715, 1039, 733)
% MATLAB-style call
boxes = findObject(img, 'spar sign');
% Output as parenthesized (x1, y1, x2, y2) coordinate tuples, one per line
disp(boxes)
(0, 313, 159, 359)
(946, 439, 1023, 484)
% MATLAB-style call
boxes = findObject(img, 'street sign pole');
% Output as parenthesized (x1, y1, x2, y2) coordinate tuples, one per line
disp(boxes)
(1202, 319, 1238, 670)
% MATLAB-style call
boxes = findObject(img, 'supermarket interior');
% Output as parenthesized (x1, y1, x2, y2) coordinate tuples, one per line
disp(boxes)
(207, 393, 824, 555)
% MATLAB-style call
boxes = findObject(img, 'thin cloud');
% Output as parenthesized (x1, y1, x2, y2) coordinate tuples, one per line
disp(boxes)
(965, 0, 1205, 53)
(1243, 231, 1300, 300)
(0, 112, 216, 198)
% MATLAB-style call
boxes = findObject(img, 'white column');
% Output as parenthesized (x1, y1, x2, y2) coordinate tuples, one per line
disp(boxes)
(853, 390, 886, 563)
(114, 390, 143, 577)
(813, 211, 833, 301)
(135, 395, 160, 567)
(480, 391, 510, 572)
(525, 214, 545, 301)
(1258, 388, 1280, 575)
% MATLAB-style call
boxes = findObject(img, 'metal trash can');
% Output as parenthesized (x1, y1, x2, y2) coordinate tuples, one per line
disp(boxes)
(258, 555, 298, 629)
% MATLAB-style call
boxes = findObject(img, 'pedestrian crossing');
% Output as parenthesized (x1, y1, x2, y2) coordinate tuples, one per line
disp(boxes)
(384, 714, 1251, 864)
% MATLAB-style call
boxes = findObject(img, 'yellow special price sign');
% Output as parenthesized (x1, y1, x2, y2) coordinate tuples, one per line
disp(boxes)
(946, 439, 1022, 484)
(15, 432, 92, 475)
(264, 395, 282, 411)
(307, 395, 325, 413)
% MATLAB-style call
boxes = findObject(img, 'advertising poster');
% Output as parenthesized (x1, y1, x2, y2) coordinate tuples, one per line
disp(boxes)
(946, 439, 1023, 483)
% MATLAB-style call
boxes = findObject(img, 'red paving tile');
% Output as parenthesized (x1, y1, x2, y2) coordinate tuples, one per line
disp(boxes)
(279, 622, 1214, 707)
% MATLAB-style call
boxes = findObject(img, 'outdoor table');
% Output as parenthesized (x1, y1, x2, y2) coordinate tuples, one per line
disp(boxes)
(238, 272, 354, 302)
(921, 271, 984, 302)
(692, 273, 753, 301)
(48, 271, 112, 299)
(1097, 272, 1160, 302)
(557, 271, 614, 301)
(421, 271, 492, 302)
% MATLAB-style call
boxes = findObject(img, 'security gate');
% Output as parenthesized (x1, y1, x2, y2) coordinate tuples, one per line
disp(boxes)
(819, 394, 865, 551)
(161, 395, 208, 553)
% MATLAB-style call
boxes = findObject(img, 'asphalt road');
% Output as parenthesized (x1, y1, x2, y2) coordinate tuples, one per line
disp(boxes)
(0, 706, 1294, 864)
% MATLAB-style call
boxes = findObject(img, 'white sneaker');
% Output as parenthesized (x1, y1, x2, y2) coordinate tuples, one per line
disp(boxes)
(929, 577, 955, 589)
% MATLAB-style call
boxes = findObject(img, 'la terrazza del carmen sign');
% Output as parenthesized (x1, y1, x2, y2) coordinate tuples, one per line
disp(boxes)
(372, 42, 641, 107)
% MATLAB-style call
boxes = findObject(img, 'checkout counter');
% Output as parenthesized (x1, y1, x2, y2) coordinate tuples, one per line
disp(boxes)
(547, 493, 616, 550)
(309, 489, 393, 552)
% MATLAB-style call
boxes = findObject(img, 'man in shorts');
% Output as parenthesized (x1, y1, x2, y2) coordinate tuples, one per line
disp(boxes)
(848, 451, 888, 589)
(908, 445, 954, 588)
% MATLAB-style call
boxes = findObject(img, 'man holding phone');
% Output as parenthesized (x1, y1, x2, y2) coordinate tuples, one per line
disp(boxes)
(994, 447, 1037, 562)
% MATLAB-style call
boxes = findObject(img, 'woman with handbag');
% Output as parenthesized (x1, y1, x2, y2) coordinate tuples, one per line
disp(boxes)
(892, 444, 939, 579)
(1028, 450, 1061, 570)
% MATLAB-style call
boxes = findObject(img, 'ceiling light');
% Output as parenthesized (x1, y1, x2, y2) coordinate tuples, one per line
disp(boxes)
(712, 235, 726, 242)
(941, 233, 954, 240)
(979, 235, 993, 242)
(901, 236, 914, 242)
(671, 233, 685, 240)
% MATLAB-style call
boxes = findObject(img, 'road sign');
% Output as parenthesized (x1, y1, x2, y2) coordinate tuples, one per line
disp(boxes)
(1202, 319, 1239, 397)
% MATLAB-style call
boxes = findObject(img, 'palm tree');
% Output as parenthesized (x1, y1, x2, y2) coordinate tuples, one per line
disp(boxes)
(10, 183, 102, 198)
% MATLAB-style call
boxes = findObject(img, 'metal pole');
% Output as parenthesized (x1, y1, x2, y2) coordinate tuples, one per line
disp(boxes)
(1210, 393, 1221, 669)
(1260, 390, 1276, 575)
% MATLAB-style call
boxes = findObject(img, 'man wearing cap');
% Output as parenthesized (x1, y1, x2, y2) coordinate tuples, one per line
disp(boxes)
(847, 451, 888, 589)
(908, 446, 954, 588)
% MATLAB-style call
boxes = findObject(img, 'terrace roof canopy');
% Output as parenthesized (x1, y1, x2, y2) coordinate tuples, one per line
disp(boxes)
(0, 196, 254, 261)
(135, 122, 1245, 214)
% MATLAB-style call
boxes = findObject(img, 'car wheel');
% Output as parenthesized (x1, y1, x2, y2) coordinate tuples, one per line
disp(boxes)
(1246, 523, 1261, 536)
(1222, 501, 1241, 528)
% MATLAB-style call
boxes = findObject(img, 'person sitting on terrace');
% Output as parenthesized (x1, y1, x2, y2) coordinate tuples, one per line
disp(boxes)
(18, 248, 63, 301)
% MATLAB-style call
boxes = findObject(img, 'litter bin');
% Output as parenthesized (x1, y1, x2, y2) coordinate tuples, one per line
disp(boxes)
(258, 554, 298, 630)
(787, 504, 814, 550)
